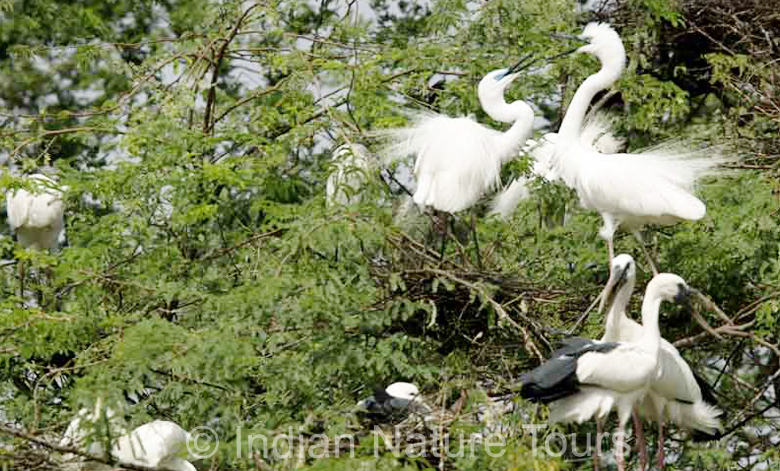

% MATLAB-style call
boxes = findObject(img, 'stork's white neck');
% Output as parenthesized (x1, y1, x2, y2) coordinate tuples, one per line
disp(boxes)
(602, 281, 634, 342)
(638, 286, 663, 355)
(557, 63, 623, 142)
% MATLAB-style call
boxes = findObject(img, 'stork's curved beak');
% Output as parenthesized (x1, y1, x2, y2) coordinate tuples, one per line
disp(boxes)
(599, 264, 629, 314)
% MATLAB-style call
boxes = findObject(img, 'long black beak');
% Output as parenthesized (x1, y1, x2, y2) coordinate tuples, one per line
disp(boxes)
(506, 52, 538, 74)
(506, 47, 579, 75)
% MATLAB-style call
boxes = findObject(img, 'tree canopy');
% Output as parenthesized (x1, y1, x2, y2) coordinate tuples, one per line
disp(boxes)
(1, 0, 778, 470)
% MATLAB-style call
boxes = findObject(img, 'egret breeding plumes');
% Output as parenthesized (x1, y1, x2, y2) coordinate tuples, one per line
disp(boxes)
(489, 111, 625, 220)
(601, 254, 722, 469)
(326, 143, 372, 206)
(519, 273, 692, 471)
(551, 22, 727, 273)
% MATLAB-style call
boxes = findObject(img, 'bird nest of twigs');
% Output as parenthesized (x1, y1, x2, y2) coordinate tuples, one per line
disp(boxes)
(370, 231, 596, 365)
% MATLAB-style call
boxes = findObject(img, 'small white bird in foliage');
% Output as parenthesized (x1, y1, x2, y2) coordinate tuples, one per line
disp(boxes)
(59, 400, 196, 471)
(326, 143, 372, 207)
(600, 254, 722, 470)
(113, 420, 196, 471)
(520, 273, 692, 471)
(6, 173, 65, 250)
(551, 22, 726, 273)
(6, 172, 65, 296)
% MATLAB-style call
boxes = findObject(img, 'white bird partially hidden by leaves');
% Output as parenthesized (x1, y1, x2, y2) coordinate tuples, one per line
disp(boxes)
(6, 172, 65, 296)
(551, 22, 727, 274)
(357, 381, 431, 421)
(6, 173, 65, 250)
(519, 273, 692, 471)
(600, 254, 722, 470)
(113, 420, 196, 471)
(326, 143, 372, 206)
(58, 399, 196, 471)
(489, 111, 625, 220)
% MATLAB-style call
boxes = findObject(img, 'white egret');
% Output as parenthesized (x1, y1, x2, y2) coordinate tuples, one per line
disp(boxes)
(384, 53, 546, 266)
(551, 22, 725, 274)
(601, 254, 722, 469)
(489, 111, 625, 220)
(519, 273, 692, 471)
(6, 173, 65, 296)
(326, 143, 372, 206)
(59, 400, 195, 471)
(113, 420, 196, 471)
(357, 381, 431, 420)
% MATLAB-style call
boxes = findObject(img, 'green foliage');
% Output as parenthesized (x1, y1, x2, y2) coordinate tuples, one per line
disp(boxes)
(0, 0, 777, 470)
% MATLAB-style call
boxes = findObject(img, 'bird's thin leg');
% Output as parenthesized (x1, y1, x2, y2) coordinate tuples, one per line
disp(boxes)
(438, 213, 449, 262)
(658, 418, 665, 470)
(615, 427, 626, 471)
(632, 230, 659, 275)
(470, 210, 483, 270)
(632, 408, 648, 471)
(18, 261, 25, 298)
(607, 236, 615, 266)
(593, 418, 603, 471)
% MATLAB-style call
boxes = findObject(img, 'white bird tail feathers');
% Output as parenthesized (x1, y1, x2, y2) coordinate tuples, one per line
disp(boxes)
(664, 400, 723, 435)
(488, 178, 531, 220)
(547, 387, 618, 424)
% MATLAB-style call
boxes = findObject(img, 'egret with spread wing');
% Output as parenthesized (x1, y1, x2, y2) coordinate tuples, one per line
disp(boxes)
(551, 23, 726, 274)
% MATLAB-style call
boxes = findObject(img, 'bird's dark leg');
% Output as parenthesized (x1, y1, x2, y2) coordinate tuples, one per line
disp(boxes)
(470, 210, 483, 270)
(18, 261, 25, 298)
(658, 418, 665, 470)
(438, 213, 449, 262)
(632, 408, 648, 471)
(632, 230, 659, 275)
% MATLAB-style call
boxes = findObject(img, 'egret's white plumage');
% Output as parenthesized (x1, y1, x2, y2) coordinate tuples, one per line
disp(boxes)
(520, 273, 691, 471)
(489, 111, 625, 219)
(601, 254, 722, 468)
(59, 400, 195, 471)
(6, 173, 65, 250)
(326, 143, 371, 206)
(113, 420, 196, 471)
(551, 23, 727, 269)
(385, 63, 535, 214)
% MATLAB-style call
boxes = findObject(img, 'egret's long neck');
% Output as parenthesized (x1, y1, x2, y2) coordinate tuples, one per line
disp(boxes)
(496, 102, 535, 163)
(602, 281, 634, 342)
(638, 289, 663, 355)
(558, 65, 623, 142)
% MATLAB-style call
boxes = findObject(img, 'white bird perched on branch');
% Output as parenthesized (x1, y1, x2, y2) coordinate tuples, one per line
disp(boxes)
(519, 272, 693, 471)
(326, 143, 372, 207)
(489, 111, 625, 220)
(383, 52, 572, 266)
(6, 172, 65, 296)
(600, 254, 722, 470)
(551, 22, 727, 274)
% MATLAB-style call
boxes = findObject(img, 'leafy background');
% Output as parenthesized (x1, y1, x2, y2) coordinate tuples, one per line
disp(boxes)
(0, 0, 778, 470)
